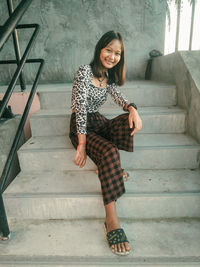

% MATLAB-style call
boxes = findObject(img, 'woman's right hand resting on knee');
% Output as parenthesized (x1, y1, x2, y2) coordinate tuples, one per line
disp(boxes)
(74, 144, 87, 168)
(73, 134, 87, 168)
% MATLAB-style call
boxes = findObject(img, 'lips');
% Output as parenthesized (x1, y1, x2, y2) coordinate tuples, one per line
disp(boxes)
(105, 60, 114, 65)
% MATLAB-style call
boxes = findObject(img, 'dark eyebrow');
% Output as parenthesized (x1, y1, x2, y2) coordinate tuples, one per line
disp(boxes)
(107, 45, 121, 53)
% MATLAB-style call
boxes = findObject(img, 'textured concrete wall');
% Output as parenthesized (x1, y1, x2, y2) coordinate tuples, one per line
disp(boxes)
(0, 0, 167, 84)
(151, 51, 200, 144)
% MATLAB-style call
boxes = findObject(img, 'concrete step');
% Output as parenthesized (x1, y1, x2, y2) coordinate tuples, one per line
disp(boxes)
(30, 106, 186, 136)
(0, 116, 23, 176)
(36, 81, 177, 109)
(0, 116, 21, 153)
(0, 264, 199, 267)
(1, 264, 199, 267)
(3, 169, 200, 219)
(6, 169, 200, 194)
(18, 134, 200, 171)
(0, 218, 200, 266)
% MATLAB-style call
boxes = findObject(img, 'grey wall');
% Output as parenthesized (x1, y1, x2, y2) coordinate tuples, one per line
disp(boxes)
(151, 51, 200, 144)
(0, 0, 167, 84)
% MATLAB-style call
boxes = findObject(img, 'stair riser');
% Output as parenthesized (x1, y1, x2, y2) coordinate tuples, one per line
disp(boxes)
(0, 264, 199, 267)
(18, 148, 200, 171)
(30, 113, 186, 136)
(1, 264, 200, 267)
(4, 195, 200, 219)
(38, 87, 177, 109)
(1, 218, 200, 262)
(5, 170, 200, 195)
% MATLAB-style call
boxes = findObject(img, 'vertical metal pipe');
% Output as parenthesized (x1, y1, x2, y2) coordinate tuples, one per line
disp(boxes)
(0, 24, 39, 119)
(0, 194, 10, 239)
(0, 0, 33, 51)
(189, 0, 196, 51)
(7, 0, 26, 91)
(175, 0, 181, 52)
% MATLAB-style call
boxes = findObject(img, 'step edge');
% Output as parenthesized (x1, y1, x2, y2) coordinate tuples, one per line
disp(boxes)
(30, 108, 187, 117)
(18, 145, 200, 153)
(4, 192, 200, 198)
(0, 255, 199, 265)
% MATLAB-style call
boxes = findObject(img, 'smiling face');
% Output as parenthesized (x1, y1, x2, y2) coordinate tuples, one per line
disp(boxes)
(99, 39, 122, 70)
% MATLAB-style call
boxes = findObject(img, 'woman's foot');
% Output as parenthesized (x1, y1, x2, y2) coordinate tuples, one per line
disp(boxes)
(105, 218, 131, 254)
(122, 169, 130, 182)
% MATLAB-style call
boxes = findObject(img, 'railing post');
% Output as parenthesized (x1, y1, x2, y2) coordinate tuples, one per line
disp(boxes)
(7, 0, 26, 91)
(175, 0, 181, 52)
(0, 194, 10, 240)
(0, 0, 43, 242)
(0, 24, 40, 119)
(189, 0, 195, 51)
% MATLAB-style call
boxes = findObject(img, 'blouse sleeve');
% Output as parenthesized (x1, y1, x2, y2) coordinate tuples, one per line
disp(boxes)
(72, 65, 89, 134)
(108, 83, 128, 109)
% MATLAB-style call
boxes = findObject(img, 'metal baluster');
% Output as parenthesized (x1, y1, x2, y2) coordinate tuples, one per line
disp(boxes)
(7, 0, 26, 91)
(0, 194, 10, 240)
(189, 0, 196, 51)
(175, 0, 181, 52)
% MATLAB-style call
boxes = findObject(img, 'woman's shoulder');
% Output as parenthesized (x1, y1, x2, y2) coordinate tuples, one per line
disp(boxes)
(74, 64, 92, 81)
(76, 64, 92, 74)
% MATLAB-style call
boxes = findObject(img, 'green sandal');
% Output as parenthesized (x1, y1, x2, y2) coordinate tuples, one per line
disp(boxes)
(104, 222, 130, 256)
(122, 169, 130, 182)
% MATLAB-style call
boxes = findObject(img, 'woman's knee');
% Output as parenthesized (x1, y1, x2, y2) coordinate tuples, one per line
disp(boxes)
(103, 144, 119, 157)
(101, 145, 121, 165)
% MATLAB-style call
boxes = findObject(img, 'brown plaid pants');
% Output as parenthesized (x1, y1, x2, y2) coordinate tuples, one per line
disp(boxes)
(69, 112, 134, 205)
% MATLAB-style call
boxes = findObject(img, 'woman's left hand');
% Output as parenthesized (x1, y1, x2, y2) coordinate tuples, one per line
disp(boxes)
(128, 107, 142, 136)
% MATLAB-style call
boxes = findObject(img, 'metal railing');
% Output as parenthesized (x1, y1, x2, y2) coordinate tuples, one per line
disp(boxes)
(0, 0, 44, 240)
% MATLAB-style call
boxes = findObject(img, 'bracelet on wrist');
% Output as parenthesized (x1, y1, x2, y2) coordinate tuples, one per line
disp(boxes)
(127, 103, 138, 111)
(78, 142, 86, 146)
(77, 143, 86, 150)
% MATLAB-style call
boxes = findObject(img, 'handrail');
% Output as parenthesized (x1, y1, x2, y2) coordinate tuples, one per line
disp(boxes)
(0, 0, 32, 51)
(0, 57, 45, 192)
(0, 0, 44, 240)
(0, 24, 40, 118)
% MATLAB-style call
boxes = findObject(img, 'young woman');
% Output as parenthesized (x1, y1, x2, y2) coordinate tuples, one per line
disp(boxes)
(69, 31, 142, 255)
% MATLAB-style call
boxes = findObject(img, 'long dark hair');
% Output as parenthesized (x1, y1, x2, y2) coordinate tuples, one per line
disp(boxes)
(90, 31, 125, 86)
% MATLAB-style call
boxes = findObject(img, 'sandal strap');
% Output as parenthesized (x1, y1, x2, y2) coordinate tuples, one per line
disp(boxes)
(107, 228, 129, 246)
(122, 169, 130, 179)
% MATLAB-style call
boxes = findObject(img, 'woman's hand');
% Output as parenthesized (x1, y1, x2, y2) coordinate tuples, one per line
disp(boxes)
(73, 144, 87, 168)
(128, 107, 142, 136)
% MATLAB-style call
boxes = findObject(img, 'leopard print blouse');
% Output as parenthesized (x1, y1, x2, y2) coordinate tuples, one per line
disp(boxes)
(71, 64, 128, 134)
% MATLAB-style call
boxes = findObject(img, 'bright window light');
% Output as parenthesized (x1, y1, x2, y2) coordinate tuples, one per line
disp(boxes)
(178, 1, 192, 51)
(164, 1, 177, 55)
(164, 0, 200, 55)
(192, 0, 200, 50)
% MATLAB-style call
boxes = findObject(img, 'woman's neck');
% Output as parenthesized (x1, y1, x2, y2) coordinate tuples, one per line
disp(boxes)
(100, 68, 108, 78)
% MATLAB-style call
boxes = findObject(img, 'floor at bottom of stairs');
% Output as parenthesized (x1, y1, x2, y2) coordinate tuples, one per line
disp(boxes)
(0, 218, 200, 266)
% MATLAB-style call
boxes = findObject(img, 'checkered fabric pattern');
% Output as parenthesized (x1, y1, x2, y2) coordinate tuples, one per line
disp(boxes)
(69, 112, 134, 205)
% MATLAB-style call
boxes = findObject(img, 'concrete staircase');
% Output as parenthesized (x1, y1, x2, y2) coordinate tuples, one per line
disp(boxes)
(1, 81, 200, 266)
